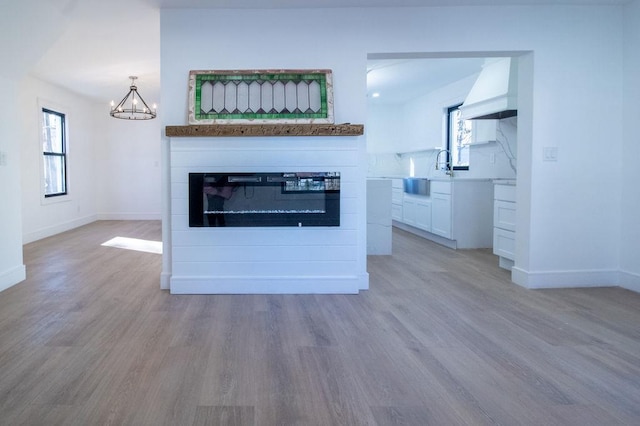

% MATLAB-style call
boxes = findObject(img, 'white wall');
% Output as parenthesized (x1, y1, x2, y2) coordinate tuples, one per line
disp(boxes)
(95, 114, 162, 220)
(0, 1, 162, 295)
(160, 4, 625, 290)
(368, 72, 518, 181)
(0, 0, 75, 291)
(366, 103, 404, 154)
(621, 0, 640, 292)
(20, 77, 100, 243)
(0, 76, 26, 292)
(19, 77, 162, 244)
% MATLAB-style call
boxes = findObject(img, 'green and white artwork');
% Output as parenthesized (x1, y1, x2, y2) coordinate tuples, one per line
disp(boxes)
(188, 69, 334, 124)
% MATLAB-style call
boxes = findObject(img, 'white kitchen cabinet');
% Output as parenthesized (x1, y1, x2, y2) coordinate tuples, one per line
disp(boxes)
(392, 179, 493, 249)
(430, 181, 452, 239)
(493, 183, 516, 269)
(415, 199, 432, 232)
(392, 204, 403, 222)
(470, 120, 498, 145)
(367, 179, 392, 255)
(431, 180, 493, 248)
(403, 197, 417, 226)
(401, 193, 431, 231)
(391, 179, 403, 221)
(431, 193, 452, 238)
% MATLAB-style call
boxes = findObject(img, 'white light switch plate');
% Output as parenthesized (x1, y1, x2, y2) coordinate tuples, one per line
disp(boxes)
(543, 147, 558, 162)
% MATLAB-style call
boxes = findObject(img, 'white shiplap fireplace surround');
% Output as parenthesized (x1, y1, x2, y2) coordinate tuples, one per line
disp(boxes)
(165, 124, 368, 294)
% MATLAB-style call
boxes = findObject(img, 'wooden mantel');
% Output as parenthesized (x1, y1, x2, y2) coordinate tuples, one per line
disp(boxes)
(165, 123, 364, 137)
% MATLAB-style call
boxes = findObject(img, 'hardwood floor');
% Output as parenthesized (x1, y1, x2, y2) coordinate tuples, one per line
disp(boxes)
(1, 220, 639, 425)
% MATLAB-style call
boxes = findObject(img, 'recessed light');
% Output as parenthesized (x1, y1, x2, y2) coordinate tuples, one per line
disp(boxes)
(371, 92, 380, 98)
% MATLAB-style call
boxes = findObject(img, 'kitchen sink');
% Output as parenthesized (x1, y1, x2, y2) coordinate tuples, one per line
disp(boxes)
(403, 178, 429, 196)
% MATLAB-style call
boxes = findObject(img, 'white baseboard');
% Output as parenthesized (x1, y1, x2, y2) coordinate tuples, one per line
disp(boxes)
(0, 264, 26, 293)
(620, 270, 640, 293)
(160, 272, 171, 290)
(392, 221, 457, 249)
(511, 266, 619, 289)
(170, 276, 363, 294)
(96, 213, 161, 221)
(22, 215, 98, 244)
(358, 272, 369, 290)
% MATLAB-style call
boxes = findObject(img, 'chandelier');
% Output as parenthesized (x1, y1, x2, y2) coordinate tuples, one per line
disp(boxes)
(110, 76, 157, 120)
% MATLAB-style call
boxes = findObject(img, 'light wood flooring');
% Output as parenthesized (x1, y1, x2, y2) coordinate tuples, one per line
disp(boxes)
(1, 220, 639, 425)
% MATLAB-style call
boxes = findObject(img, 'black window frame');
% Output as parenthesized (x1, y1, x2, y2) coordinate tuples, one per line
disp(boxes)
(446, 103, 470, 171)
(42, 108, 68, 198)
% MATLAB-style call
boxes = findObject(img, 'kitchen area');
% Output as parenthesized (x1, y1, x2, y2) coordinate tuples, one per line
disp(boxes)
(366, 56, 518, 270)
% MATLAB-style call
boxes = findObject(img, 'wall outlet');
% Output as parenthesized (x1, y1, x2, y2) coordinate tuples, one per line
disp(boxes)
(490, 153, 496, 164)
(0, 151, 6, 166)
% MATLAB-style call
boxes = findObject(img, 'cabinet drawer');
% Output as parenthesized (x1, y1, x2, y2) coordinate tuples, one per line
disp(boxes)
(431, 181, 452, 195)
(494, 200, 516, 232)
(392, 203, 403, 221)
(493, 228, 515, 260)
(494, 184, 516, 202)
(392, 179, 403, 189)
(392, 187, 403, 205)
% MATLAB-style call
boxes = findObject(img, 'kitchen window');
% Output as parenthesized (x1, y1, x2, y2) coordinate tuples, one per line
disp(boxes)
(42, 108, 67, 198)
(447, 103, 472, 170)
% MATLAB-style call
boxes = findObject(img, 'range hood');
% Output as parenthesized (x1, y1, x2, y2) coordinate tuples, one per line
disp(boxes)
(460, 57, 518, 120)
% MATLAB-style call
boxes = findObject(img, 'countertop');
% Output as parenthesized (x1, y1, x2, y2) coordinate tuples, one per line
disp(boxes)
(492, 179, 517, 185)
(368, 176, 517, 185)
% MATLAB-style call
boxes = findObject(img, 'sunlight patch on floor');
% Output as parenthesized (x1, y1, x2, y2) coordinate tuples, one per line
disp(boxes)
(101, 237, 163, 254)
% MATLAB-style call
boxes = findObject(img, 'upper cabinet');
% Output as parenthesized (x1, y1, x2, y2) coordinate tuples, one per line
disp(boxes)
(470, 120, 498, 145)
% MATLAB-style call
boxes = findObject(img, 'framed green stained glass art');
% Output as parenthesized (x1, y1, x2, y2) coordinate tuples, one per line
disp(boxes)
(188, 69, 334, 124)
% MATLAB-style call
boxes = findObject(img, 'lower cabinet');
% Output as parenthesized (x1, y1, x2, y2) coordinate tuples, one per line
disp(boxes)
(391, 203, 403, 221)
(493, 183, 516, 269)
(402, 197, 416, 226)
(416, 199, 432, 231)
(391, 179, 403, 221)
(431, 193, 452, 239)
(392, 179, 493, 249)
(402, 195, 431, 232)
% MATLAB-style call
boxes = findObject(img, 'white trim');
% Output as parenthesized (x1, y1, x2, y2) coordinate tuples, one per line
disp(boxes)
(392, 221, 457, 249)
(170, 276, 362, 294)
(96, 213, 162, 221)
(620, 270, 640, 293)
(358, 272, 369, 290)
(160, 272, 171, 290)
(0, 264, 26, 293)
(22, 215, 97, 244)
(511, 266, 619, 289)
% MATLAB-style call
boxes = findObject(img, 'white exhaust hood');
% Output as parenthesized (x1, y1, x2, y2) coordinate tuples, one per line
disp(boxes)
(460, 57, 518, 120)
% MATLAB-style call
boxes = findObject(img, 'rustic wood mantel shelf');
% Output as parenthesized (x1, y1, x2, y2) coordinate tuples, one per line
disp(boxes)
(165, 123, 364, 137)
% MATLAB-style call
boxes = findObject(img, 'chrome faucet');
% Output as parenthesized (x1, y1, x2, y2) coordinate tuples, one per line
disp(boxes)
(435, 149, 453, 176)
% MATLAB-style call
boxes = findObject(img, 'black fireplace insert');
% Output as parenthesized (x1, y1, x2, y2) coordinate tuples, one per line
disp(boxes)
(189, 172, 340, 227)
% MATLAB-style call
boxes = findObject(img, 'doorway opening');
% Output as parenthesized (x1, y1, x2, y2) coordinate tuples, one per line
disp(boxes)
(365, 51, 533, 282)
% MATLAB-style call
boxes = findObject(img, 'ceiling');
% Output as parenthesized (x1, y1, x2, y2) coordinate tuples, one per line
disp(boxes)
(15, 0, 631, 106)
(367, 57, 488, 104)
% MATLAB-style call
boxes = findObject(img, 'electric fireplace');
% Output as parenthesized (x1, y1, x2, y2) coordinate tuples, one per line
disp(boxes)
(189, 172, 340, 227)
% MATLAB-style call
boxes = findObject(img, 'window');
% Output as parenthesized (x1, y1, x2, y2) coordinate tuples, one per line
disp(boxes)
(42, 108, 67, 197)
(446, 103, 472, 170)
